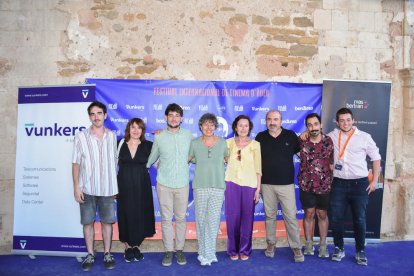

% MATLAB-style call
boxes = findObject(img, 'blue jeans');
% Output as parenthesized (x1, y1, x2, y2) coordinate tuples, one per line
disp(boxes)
(329, 177, 369, 252)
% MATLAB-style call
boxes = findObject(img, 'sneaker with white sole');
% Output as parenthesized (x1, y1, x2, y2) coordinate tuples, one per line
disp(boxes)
(103, 252, 115, 269)
(176, 250, 187, 265)
(162, 252, 173, 266)
(81, 254, 94, 271)
(355, 250, 368, 266)
(124, 248, 134, 263)
(331, 247, 345, 262)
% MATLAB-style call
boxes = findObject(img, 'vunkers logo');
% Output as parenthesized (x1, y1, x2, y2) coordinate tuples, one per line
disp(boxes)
(24, 123, 86, 136)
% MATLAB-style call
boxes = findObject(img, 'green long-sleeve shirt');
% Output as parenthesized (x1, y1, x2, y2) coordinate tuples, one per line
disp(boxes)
(147, 128, 193, 188)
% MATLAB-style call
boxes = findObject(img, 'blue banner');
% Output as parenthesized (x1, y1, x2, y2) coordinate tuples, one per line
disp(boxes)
(88, 79, 322, 224)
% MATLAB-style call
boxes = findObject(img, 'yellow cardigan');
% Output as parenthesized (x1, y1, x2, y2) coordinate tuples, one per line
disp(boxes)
(225, 138, 262, 188)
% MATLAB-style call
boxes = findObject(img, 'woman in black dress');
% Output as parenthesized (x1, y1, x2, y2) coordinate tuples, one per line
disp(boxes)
(117, 118, 155, 262)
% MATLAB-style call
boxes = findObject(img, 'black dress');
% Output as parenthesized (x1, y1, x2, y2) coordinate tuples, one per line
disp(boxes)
(117, 140, 155, 246)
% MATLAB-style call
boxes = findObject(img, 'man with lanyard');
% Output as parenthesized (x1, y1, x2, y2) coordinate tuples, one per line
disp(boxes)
(328, 107, 381, 266)
(147, 103, 193, 267)
(72, 101, 118, 271)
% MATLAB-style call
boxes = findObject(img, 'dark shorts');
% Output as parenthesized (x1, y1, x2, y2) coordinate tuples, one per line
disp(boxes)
(80, 194, 115, 225)
(300, 190, 330, 210)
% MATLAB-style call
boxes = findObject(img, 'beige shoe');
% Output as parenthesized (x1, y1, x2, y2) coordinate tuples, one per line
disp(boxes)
(318, 243, 329, 258)
(264, 243, 275, 258)
(294, 248, 305, 262)
(303, 241, 315, 256)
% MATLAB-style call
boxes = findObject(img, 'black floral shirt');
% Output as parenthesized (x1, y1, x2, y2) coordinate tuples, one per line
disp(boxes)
(297, 134, 334, 194)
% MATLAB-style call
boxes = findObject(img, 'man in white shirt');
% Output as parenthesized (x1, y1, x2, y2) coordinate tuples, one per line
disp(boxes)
(328, 107, 381, 266)
(72, 101, 118, 271)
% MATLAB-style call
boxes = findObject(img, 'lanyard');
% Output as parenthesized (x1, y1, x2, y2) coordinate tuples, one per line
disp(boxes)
(338, 128, 355, 161)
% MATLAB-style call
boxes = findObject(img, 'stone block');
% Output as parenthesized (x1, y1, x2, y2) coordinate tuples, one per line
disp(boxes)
(259, 26, 305, 36)
(298, 36, 318, 45)
(317, 46, 346, 61)
(293, 17, 313, 28)
(44, 10, 70, 31)
(358, 32, 390, 49)
(364, 61, 382, 80)
(346, 47, 366, 63)
(360, 0, 383, 12)
(374, 12, 392, 34)
(343, 62, 365, 79)
(323, 30, 358, 47)
(349, 11, 375, 32)
(271, 16, 290, 26)
(256, 55, 298, 77)
(252, 15, 270, 25)
(0, 11, 19, 31)
(255, 45, 289, 56)
(332, 10, 348, 31)
(333, 0, 359, 11)
(289, 45, 317, 57)
(314, 9, 331, 30)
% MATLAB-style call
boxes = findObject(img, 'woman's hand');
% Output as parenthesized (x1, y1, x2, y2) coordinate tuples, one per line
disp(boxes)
(254, 188, 260, 204)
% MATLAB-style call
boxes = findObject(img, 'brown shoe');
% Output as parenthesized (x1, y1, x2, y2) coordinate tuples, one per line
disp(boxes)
(264, 243, 275, 258)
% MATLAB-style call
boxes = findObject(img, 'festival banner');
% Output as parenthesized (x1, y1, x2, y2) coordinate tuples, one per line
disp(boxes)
(88, 79, 322, 239)
(322, 80, 391, 240)
(13, 85, 95, 256)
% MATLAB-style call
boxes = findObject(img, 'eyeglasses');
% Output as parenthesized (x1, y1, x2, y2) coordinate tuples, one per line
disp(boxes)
(208, 148, 212, 158)
(236, 149, 241, 161)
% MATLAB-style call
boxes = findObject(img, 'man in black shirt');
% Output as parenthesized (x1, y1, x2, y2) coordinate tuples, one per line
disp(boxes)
(255, 110, 304, 262)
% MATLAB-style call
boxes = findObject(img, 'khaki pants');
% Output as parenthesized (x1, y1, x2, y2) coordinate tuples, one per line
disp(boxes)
(157, 183, 189, 252)
(261, 184, 302, 249)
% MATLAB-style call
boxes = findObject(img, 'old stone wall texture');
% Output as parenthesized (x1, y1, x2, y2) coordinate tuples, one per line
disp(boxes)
(1, 0, 413, 253)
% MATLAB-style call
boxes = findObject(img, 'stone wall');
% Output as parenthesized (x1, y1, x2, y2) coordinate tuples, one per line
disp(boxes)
(1, 0, 413, 253)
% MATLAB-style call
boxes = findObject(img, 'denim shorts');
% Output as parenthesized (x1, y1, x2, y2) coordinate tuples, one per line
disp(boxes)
(80, 194, 115, 225)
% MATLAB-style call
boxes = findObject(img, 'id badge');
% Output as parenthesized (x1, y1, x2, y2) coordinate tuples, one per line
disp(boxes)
(335, 163, 343, 171)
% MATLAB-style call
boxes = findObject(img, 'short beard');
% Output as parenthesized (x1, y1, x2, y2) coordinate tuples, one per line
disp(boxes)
(309, 130, 320, 137)
(167, 123, 180, 129)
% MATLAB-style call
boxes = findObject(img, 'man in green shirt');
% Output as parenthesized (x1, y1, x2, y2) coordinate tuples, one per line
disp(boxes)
(147, 103, 193, 266)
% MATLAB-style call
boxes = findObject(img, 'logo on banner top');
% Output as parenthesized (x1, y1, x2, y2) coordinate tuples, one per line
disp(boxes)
(294, 106, 313, 111)
(252, 106, 270, 112)
(108, 103, 118, 110)
(282, 119, 297, 124)
(153, 104, 163, 111)
(24, 123, 86, 136)
(180, 105, 191, 111)
(81, 89, 89, 98)
(110, 118, 128, 123)
(126, 104, 145, 110)
(199, 105, 208, 111)
(216, 116, 229, 138)
(19, 240, 27, 249)
(156, 118, 166, 124)
(278, 105, 287, 112)
(346, 99, 369, 109)
(183, 118, 194, 125)
(234, 105, 244, 112)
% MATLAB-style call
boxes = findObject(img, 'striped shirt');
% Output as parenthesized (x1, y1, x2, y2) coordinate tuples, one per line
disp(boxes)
(72, 127, 118, 196)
